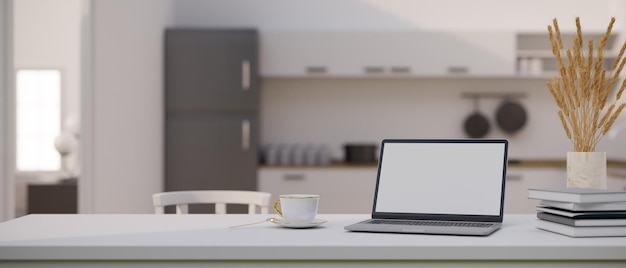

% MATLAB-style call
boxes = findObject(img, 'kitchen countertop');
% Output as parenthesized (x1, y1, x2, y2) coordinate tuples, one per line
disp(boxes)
(261, 159, 626, 168)
(260, 159, 626, 178)
(1, 214, 625, 267)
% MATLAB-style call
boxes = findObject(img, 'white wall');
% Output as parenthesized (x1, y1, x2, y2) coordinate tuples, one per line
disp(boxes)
(260, 78, 574, 160)
(173, 0, 623, 32)
(259, 78, 626, 161)
(91, 0, 174, 213)
(12, 0, 82, 216)
(0, 0, 14, 222)
(0, 0, 4, 221)
(175, 0, 626, 160)
(14, 0, 81, 119)
(82, 0, 626, 213)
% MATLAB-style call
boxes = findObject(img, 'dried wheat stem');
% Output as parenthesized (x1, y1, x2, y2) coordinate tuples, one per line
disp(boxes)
(607, 57, 626, 92)
(598, 104, 615, 129)
(608, 42, 626, 100)
(554, 18, 564, 50)
(548, 17, 626, 152)
(547, 82, 561, 108)
(616, 77, 626, 101)
(576, 17, 584, 52)
(583, 39, 593, 97)
(558, 110, 573, 141)
(611, 40, 626, 71)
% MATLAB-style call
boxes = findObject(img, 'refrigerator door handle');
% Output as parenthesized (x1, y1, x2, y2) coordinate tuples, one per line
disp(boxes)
(242, 60, 251, 91)
(242, 119, 250, 151)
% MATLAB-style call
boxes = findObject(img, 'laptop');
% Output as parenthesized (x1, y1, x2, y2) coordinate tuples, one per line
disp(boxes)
(344, 139, 508, 236)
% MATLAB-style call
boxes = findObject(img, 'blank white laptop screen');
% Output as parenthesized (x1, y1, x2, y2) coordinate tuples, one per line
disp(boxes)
(375, 142, 506, 216)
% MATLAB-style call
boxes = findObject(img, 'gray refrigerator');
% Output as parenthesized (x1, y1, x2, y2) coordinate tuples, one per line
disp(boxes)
(165, 29, 259, 200)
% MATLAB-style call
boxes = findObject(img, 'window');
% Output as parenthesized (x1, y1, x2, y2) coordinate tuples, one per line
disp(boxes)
(15, 69, 62, 171)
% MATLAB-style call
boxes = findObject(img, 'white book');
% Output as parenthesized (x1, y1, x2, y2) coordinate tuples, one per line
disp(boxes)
(540, 200, 626, 211)
(528, 187, 626, 203)
(535, 219, 626, 237)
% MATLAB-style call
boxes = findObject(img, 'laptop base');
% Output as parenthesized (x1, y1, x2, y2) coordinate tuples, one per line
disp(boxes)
(345, 220, 501, 236)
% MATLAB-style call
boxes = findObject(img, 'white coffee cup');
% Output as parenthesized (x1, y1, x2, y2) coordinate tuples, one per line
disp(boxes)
(273, 194, 320, 222)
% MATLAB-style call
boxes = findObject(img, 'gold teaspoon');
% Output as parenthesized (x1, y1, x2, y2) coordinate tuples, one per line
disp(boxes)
(229, 218, 277, 228)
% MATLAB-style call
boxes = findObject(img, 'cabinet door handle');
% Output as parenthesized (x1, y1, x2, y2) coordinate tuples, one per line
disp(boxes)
(390, 66, 411, 74)
(241, 120, 250, 151)
(364, 66, 385, 74)
(242, 60, 251, 91)
(306, 66, 327, 74)
(447, 66, 468, 74)
(283, 174, 305, 181)
(506, 174, 522, 181)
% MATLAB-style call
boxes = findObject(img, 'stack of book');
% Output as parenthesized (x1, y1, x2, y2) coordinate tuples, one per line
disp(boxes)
(528, 187, 626, 237)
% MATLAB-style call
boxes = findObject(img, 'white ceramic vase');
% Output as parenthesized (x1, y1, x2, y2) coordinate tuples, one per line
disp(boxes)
(566, 152, 607, 189)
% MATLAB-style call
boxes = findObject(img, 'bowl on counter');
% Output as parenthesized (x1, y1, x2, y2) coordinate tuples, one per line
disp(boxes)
(262, 143, 331, 166)
(344, 143, 378, 164)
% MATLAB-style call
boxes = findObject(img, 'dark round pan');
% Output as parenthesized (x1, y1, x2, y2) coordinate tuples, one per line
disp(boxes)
(496, 100, 527, 134)
(464, 112, 490, 138)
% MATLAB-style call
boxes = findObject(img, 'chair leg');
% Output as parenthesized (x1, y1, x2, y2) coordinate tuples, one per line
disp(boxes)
(155, 206, 165, 214)
(176, 204, 189, 214)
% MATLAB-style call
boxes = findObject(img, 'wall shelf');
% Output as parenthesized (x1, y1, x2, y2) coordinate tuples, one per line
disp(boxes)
(516, 32, 622, 76)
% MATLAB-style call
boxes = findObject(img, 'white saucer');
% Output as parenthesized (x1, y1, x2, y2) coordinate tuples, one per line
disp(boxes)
(271, 218, 327, 229)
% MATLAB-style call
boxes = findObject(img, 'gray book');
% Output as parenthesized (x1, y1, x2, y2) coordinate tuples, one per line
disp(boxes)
(537, 212, 626, 227)
(539, 200, 626, 211)
(528, 187, 626, 203)
(536, 219, 626, 237)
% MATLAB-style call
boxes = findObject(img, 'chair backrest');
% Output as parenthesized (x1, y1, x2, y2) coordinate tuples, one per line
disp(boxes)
(152, 190, 271, 214)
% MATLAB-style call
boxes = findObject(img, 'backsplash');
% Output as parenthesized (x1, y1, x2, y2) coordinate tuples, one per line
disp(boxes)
(260, 77, 626, 161)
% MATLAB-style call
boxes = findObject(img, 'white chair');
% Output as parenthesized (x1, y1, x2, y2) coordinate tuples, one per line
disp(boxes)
(152, 190, 271, 214)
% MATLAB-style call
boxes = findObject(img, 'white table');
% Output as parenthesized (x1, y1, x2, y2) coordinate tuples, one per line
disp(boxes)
(0, 214, 625, 267)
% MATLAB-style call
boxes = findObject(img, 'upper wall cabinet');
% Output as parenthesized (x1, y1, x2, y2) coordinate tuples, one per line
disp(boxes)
(516, 32, 622, 77)
(260, 31, 516, 77)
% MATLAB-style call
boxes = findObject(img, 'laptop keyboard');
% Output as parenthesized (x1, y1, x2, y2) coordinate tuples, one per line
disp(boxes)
(369, 219, 494, 228)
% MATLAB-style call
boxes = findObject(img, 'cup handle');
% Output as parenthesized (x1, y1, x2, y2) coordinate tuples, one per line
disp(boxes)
(273, 200, 284, 218)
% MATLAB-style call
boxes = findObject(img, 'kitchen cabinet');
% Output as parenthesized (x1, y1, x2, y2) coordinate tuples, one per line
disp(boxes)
(258, 165, 626, 214)
(260, 32, 333, 76)
(258, 167, 378, 213)
(516, 32, 621, 76)
(165, 29, 259, 198)
(504, 167, 566, 214)
(260, 31, 516, 77)
(608, 175, 626, 191)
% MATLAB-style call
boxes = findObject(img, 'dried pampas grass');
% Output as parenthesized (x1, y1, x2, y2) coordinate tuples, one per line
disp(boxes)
(547, 17, 626, 152)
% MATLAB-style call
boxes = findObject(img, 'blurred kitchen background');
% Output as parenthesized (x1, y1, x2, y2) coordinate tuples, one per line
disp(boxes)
(1, 0, 626, 220)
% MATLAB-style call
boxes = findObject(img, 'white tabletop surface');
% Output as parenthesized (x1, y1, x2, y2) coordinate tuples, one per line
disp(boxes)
(0, 214, 625, 261)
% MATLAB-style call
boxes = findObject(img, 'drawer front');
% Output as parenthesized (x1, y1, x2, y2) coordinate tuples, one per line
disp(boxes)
(504, 168, 565, 213)
(258, 168, 377, 213)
